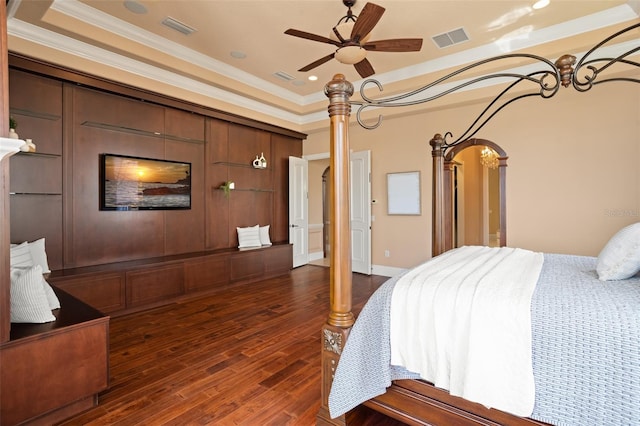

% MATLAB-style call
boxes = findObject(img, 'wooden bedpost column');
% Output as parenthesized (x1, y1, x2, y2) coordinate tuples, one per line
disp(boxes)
(0, 0, 11, 343)
(430, 134, 446, 257)
(325, 73, 354, 329)
(317, 74, 355, 426)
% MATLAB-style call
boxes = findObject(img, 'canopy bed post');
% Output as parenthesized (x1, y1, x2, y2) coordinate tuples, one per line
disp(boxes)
(317, 74, 355, 426)
(430, 134, 446, 257)
(0, 0, 11, 343)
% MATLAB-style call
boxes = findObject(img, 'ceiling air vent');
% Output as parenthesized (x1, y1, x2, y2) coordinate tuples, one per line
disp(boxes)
(161, 17, 197, 36)
(432, 27, 469, 49)
(274, 71, 295, 82)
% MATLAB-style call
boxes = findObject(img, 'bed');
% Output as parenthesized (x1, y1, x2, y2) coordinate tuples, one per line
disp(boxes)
(317, 22, 640, 426)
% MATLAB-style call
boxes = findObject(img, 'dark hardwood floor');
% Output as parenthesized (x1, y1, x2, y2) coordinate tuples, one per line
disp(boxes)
(58, 265, 402, 426)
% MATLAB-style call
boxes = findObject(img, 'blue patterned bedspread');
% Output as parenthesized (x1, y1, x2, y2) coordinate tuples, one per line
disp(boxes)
(328, 254, 640, 425)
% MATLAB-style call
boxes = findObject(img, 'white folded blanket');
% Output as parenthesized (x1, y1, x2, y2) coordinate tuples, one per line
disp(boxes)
(390, 245, 544, 416)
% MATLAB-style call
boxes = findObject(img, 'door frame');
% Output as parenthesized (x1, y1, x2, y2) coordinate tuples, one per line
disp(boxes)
(302, 151, 371, 273)
(289, 156, 308, 268)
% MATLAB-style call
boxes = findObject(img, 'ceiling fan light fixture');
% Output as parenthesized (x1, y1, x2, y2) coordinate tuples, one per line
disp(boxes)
(285, 1, 420, 78)
(335, 45, 367, 64)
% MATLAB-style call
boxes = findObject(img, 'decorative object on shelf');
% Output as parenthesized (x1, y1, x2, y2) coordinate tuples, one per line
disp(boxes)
(480, 146, 499, 169)
(252, 152, 267, 169)
(8, 116, 19, 139)
(220, 180, 235, 197)
(25, 139, 36, 153)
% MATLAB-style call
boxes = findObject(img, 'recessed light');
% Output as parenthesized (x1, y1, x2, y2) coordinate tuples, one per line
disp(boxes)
(308, 75, 318, 81)
(532, 0, 550, 10)
(123, 0, 147, 14)
(230, 51, 247, 59)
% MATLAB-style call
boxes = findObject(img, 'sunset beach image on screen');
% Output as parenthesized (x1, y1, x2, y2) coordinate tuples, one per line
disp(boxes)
(99, 153, 191, 211)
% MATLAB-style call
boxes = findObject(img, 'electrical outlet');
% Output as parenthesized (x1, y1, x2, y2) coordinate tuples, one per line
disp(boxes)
(384, 250, 390, 257)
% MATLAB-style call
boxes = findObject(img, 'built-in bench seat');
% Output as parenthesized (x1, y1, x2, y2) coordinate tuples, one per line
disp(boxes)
(47, 242, 293, 317)
(0, 288, 109, 425)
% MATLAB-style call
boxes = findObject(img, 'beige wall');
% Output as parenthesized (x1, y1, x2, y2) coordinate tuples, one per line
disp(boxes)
(304, 83, 640, 269)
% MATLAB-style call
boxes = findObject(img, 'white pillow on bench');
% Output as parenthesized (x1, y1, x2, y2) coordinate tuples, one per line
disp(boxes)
(11, 238, 51, 273)
(259, 225, 272, 246)
(10, 265, 56, 323)
(10, 241, 33, 269)
(237, 225, 262, 248)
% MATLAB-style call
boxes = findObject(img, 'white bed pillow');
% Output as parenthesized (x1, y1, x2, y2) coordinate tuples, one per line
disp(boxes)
(42, 278, 60, 310)
(10, 241, 33, 269)
(28, 238, 51, 273)
(11, 265, 60, 310)
(596, 222, 640, 281)
(10, 265, 56, 323)
(259, 225, 272, 246)
(237, 225, 262, 248)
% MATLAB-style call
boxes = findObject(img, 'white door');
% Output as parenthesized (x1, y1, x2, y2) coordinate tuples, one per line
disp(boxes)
(350, 150, 372, 275)
(289, 156, 308, 268)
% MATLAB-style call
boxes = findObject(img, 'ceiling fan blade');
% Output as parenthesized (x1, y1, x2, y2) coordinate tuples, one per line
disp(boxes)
(363, 38, 423, 52)
(354, 58, 375, 78)
(351, 3, 385, 42)
(285, 29, 341, 47)
(299, 53, 336, 72)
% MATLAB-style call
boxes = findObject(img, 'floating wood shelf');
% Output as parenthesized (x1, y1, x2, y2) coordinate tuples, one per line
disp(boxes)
(82, 121, 205, 144)
(212, 161, 270, 169)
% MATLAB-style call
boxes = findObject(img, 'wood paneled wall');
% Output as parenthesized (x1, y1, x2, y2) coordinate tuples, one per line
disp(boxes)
(7, 60, 304, 271)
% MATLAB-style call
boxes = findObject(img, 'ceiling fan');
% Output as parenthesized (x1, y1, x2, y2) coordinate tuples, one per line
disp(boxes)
(284, 0, 423, 78)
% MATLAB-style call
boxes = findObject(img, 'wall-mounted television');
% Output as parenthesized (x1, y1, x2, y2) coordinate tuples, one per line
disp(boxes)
(100, 153, 191, 211)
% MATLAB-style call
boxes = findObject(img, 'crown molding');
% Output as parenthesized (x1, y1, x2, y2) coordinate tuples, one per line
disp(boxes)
(49, 0, 308, 107)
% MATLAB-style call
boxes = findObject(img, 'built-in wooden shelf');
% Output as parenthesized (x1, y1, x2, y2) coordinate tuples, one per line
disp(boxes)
(14, 151, 59, 158)
(9, 107, 61, 121)
(213, 161, 271, 169)
(82, 120, 205, 144)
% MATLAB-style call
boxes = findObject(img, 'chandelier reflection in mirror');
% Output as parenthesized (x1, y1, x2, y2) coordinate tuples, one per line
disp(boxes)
(480, 146, 499, 169)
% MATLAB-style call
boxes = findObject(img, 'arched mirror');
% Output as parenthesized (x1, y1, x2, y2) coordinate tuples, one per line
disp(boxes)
(443, 138, 507, 250)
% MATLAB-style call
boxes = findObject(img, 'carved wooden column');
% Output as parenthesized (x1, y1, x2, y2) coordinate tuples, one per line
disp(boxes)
(317, 74, 354, 426)
(0, 0, 11, 343)
(430, 134, 446, 257)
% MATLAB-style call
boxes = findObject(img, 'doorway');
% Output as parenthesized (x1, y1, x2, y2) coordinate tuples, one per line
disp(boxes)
(301, 151, 372, 274)
(322, 166, 331, 263)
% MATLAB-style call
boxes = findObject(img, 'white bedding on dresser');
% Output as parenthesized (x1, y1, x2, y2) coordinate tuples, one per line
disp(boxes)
(390, 245, 544, 416)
